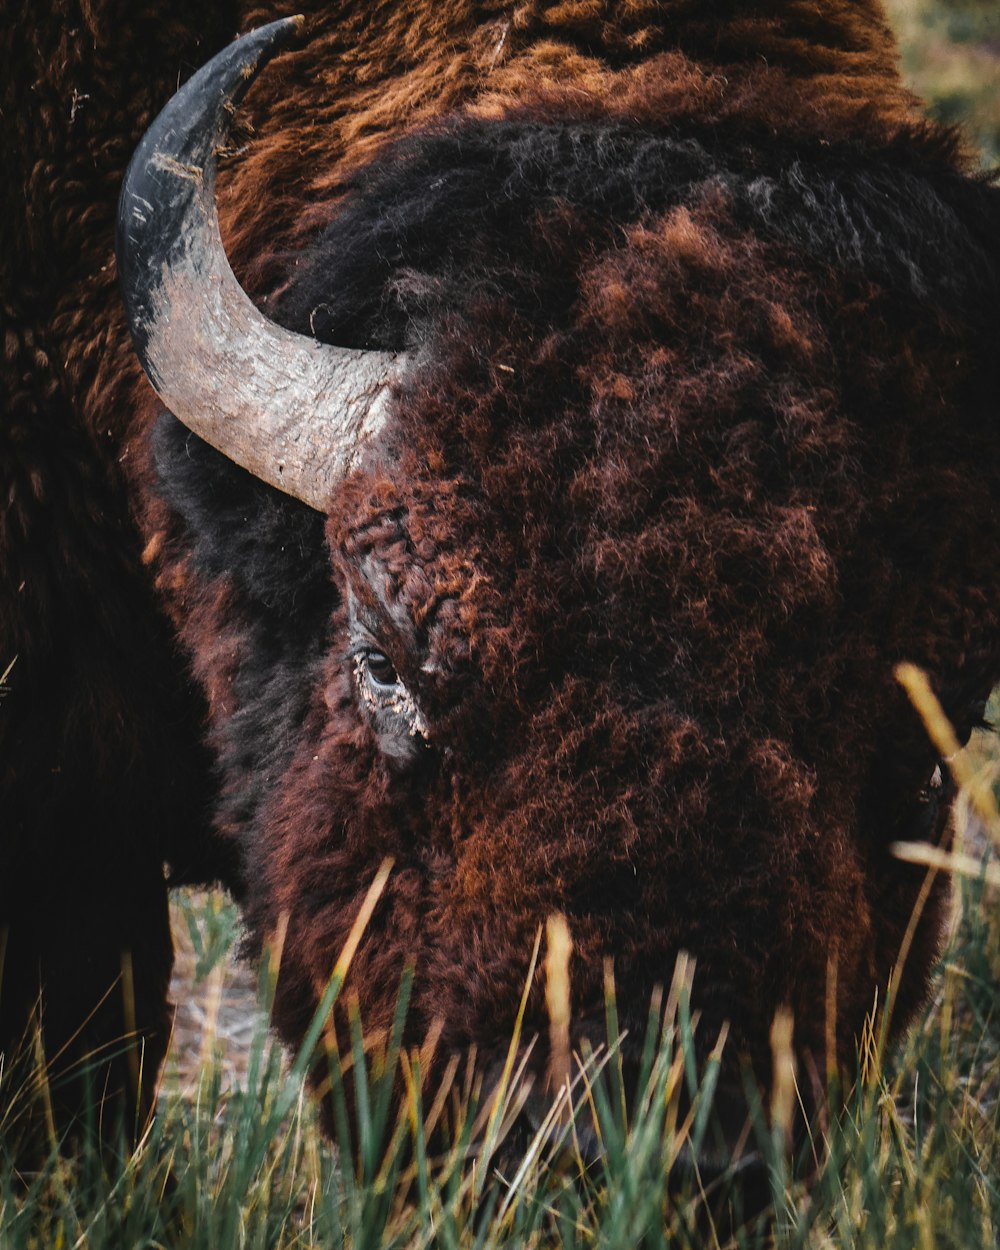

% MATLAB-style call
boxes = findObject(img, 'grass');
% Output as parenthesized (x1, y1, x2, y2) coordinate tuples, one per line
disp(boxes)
(1, 714, 998, 1249)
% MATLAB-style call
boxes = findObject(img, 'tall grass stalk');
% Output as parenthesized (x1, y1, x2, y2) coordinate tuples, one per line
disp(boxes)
(2, 814, 997, 1248)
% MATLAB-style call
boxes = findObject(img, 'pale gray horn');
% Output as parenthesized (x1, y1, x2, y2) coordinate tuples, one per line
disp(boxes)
(117, 17, 402, 511)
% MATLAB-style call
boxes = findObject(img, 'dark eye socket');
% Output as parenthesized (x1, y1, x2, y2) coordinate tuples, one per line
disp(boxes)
(366, 650, 399, 689)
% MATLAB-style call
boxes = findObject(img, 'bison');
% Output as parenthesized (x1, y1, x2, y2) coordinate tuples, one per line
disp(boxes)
(3, 0, 1000, 1185)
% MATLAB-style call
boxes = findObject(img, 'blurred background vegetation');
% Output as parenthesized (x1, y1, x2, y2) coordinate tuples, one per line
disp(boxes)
(885, 0, 1000, 165)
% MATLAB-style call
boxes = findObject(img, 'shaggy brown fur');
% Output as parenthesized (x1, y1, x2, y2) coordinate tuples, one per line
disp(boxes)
(4, 0, 998, 1169)
(1, 0, 242, 1147)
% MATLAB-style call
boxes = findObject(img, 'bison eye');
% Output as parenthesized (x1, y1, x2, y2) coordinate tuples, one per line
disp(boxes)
(352, 647, 431, 748)
(365, 649, 398, 689)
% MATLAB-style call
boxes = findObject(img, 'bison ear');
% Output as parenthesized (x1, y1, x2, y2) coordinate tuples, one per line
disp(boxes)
(117, 17, 405, 512)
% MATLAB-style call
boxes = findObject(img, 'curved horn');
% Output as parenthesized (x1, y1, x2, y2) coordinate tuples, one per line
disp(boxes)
(117, 17, 401, 511)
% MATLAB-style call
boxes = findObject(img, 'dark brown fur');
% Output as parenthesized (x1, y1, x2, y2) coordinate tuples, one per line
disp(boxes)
(3, 0, 998, 1160)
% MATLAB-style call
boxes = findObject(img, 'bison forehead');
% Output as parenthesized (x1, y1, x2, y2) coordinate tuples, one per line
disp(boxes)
(315, 231, 855, 732)
(292, 115, 996, 732)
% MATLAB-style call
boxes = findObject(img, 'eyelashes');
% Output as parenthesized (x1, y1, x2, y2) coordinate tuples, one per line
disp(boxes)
(352, 648, 431, 743)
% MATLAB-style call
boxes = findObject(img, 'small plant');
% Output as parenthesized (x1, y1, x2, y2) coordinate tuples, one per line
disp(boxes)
(173, 889, 244, 986)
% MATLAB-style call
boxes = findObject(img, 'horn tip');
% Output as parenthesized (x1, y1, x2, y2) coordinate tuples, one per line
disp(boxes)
(261, 14, 307, 50)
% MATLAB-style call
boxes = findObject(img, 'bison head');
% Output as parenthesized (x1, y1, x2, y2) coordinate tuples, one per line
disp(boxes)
(118, 19, 1000, 1177)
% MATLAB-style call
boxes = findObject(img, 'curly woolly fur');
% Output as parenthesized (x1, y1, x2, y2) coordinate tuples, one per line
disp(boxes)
(4, 0, 1000, 1153)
